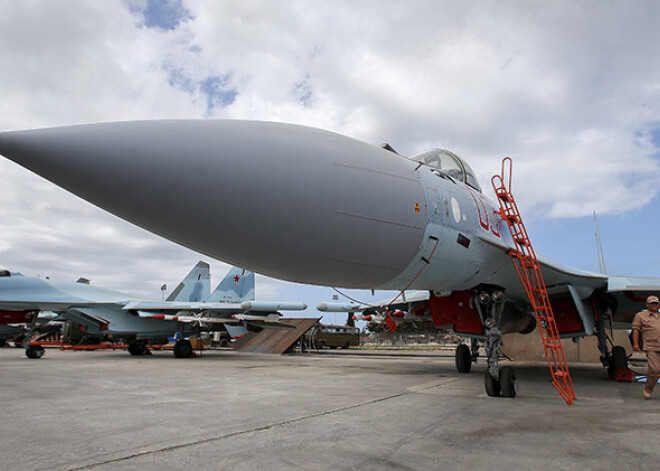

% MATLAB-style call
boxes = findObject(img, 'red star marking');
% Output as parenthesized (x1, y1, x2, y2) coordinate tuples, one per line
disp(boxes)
(234, 275, 240, 283)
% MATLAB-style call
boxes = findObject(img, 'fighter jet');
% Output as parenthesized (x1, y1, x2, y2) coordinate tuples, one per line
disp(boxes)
(1, 120, 658, 400)
(0, 261, 305, 359)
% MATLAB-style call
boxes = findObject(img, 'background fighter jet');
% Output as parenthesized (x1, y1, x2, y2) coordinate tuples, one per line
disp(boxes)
(0, 261, 305, 359)
(0, 120, 658, 400)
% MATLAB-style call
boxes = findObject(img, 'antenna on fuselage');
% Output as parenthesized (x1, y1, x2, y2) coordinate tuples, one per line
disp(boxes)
(593, 211, 607, 274)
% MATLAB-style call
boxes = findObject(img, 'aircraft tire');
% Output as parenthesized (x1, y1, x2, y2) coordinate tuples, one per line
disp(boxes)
(25, 345, 45, 359)
(455, 344, 472, 373)
(484, 371, 501, 397)
(128, 343, 146, 356)
(174, 339, 193, 358)
(500, 366, 517, 398)
(608, 345, 628, 378)
(611, 346, 628, 369)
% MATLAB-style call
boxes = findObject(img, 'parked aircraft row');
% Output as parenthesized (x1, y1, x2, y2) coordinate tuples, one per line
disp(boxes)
(0, 263, 305, 358)
(1, 119, 658, 401)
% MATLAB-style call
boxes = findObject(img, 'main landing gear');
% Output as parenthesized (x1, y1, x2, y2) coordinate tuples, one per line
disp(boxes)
(173, 339, 193, 358)
(593, 298, 631, 381)
(23, 311, 45, 359)
(127, 342, 152, 356)
(455, 338, 479, 373)
(25, 344, 45, 359)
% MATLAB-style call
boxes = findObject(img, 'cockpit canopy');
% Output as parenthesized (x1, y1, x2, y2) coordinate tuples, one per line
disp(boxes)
(410, 149, 482, 192)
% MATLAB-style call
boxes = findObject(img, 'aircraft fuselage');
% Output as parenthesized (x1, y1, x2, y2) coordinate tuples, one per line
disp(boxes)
(0, 120, 529, 296)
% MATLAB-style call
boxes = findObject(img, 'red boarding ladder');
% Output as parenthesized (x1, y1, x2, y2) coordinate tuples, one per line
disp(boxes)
(491, 157, 576, 406)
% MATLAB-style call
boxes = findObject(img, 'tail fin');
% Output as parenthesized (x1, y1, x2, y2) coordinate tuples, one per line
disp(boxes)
(593, 211, 607, 274)
(166, 261, 211, 302)
(207, 267, 255, 302)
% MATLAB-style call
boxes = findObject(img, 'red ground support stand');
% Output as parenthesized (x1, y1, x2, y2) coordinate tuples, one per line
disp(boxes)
(492, 157, 577, 406)
(614, 368, 634, 382)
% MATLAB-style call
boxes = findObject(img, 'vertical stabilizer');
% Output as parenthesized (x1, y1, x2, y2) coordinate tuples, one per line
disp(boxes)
(593, 211, 607, 274)
(166, 261, 211, 302)
(207, 267, 255, 302)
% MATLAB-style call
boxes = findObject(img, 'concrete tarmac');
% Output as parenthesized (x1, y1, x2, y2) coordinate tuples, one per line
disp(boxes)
(1, 347, 659, 470)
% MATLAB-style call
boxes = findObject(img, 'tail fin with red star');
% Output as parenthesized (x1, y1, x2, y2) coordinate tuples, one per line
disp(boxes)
(206, 267, 255, 303)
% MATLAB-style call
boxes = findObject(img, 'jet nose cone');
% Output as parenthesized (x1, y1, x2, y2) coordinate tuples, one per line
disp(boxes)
(0, 120, 428, 288)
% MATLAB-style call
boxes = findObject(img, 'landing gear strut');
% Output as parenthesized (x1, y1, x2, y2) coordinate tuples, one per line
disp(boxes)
(593, 299, 629, 379)
(477, 289, 517, 398)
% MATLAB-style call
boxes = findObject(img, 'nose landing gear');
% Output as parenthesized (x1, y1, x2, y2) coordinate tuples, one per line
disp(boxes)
(479, 289, 517, 398)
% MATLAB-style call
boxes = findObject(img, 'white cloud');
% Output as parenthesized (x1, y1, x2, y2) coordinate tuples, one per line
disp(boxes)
(0, 0, 659, 303)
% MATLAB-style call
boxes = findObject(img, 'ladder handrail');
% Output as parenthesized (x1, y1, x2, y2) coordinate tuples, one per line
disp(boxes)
(491, 158, 576, 406)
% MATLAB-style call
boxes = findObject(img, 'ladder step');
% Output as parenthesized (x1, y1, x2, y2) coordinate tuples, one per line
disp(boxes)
(492, 157, 575, 405)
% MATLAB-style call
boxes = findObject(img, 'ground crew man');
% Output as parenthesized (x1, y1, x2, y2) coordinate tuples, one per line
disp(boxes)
(632, 295, 660, 399)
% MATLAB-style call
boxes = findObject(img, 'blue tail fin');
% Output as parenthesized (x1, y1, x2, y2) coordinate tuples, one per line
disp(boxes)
(166, 261, 210, 302)
(207, 267, 255, 302)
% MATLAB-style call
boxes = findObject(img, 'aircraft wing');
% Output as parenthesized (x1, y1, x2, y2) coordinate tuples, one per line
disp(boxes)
(122, 301, 244, 311)
(607, 274, 660, 292)
(0, 299, 118, 313)
(604, 275, 660, 327)
(122, 300, 307, 312)
(317, 291, 429, 312)
(137, 312, 296, 331)
(477, 233, 660, 330)
(477, 233, 608, 296)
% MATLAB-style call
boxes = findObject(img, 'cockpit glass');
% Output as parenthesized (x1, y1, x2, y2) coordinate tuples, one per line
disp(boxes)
(462, 161, 481, 192)
(411, 149, 482, 192)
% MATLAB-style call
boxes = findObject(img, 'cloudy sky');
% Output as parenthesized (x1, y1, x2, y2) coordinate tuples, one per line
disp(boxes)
(1, 0, 659, 321)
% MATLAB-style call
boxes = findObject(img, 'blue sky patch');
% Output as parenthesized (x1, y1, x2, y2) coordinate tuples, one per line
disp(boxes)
(143, 0, 192, 30)
(200, 75, 238, 113)
(293, 74, 313, 107)
(649, 124, 660, 149)
(166, 67, 238, 114)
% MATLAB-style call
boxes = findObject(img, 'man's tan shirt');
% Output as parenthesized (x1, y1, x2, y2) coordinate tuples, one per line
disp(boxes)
(632, 310, 660, 351)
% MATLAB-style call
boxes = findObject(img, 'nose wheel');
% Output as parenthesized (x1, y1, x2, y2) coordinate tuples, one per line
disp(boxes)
(486, 365, 517, 398)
